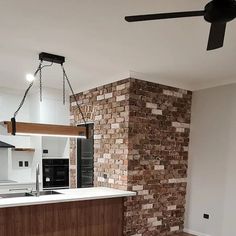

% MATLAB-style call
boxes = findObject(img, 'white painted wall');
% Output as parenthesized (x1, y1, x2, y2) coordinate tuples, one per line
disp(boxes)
(42, 137, 69, 158)
(0, 89, 32, 182)
(185, 84, 236, 236)
(29, 87, 70, 125)
(0, 149, 9, 179)
(0, 89, 31, 147)
(30, 136, 42, 182)
(10, 151, 34, 182)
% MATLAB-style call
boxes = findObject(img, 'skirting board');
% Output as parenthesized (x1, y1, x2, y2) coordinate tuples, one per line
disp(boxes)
(184, 228, 211, 236)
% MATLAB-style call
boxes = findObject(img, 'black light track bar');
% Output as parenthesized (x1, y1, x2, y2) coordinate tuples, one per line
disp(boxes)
(39, 52, 65, 65)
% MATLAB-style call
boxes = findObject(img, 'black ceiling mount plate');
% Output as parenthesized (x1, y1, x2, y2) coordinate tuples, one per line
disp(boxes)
(39, 52, 65, 64)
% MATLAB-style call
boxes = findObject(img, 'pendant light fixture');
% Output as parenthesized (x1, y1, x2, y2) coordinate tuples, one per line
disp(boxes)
(6, 52, 88, 138)
(4, 121, 86, 138)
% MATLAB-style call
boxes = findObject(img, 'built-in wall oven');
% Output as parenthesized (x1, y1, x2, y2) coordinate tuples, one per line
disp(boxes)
(43, 159, 69, 189)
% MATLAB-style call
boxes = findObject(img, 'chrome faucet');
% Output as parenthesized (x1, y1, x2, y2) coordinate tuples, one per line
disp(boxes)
(36, 163, 40, 197)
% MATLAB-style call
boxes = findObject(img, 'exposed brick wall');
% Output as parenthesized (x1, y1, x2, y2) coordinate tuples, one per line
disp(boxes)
(70, 79, 130, 190)
(124, 79, 192, 236)
(69, 138, 77, 188)
(70, 78, 192, 235)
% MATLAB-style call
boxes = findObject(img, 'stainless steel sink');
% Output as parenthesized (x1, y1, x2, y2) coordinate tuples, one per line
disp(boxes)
(0, 192, 33, 198)
(0, 190, 61, 198)
(33, 190, 61, 196)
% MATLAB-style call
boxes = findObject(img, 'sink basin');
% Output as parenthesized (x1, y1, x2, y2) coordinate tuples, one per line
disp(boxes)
(0, 191, 61, 198)
(31, 190, 62, 196)
(0, 192, 33, 198)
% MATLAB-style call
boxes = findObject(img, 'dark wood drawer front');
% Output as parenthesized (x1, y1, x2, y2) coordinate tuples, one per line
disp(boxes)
(0, 198, 123, 236)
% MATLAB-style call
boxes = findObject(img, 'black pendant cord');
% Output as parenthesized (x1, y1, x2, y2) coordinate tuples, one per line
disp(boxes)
(13, 61, 54, 119)
(11, 61, 54, 135)
(13, 61, 43, 119)
(39, 61, 43, 102)
(61, 64, 87, 125)
(63, 70, 66, 105)
(11, 58, 87, 137)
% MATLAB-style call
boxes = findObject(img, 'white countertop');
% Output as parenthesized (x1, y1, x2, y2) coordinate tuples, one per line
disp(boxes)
(0, 187, 136, 208)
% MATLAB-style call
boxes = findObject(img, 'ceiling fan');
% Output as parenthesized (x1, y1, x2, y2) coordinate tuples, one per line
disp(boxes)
(125, 0, 236, 50)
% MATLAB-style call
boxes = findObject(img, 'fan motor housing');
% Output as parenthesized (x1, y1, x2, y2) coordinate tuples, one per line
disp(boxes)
(204, 0, 236, 23)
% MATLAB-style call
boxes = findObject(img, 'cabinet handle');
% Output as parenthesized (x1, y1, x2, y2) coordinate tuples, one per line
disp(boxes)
(9, 188, 29, 192)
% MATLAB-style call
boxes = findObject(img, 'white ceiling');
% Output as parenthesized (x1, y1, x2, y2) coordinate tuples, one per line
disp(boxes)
(0, 0, 236, 92)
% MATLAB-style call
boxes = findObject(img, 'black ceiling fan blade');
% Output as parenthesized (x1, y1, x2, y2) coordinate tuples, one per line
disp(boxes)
(125, 10, 205, 22)
(207, 22, 227, 51)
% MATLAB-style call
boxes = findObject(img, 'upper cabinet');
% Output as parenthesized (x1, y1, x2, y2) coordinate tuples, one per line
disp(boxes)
(42, 137, 69, 158)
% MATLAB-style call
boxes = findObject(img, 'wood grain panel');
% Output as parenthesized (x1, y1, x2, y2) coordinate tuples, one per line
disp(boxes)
(0, 198, 123, 236)
(3, 121, 86, 137)
(13, 148, 35, 152)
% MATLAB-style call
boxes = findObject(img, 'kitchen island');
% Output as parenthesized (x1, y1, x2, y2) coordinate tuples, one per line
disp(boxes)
(0, 187, 135, 236)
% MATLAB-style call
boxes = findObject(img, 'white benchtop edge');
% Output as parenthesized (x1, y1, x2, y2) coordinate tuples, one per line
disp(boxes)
(0, 187, 136, 208)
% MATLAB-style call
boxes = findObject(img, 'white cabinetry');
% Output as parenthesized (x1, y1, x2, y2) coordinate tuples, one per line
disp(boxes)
(42, 137, 69, 159)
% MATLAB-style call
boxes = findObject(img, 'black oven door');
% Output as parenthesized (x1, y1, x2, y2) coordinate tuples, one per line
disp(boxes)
(43, 159, 69, 189)
(52, 165, 69, 188)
